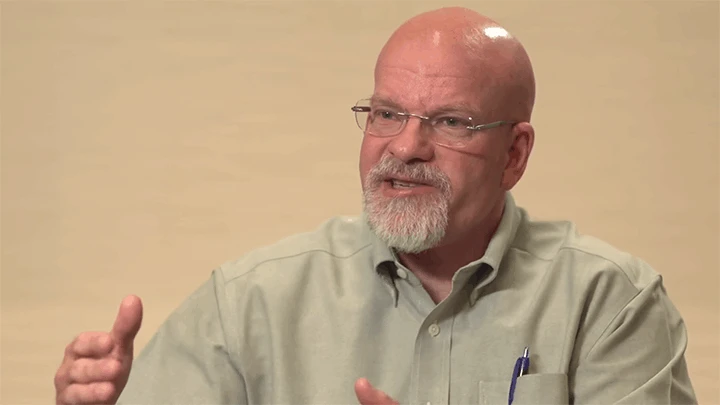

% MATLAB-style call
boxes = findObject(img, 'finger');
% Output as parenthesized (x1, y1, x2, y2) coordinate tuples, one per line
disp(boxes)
(67, 357, 123, 384)
(58, 382, 117, 405)
(54, 361, 72, 393)
(66, 332, 113, 359)
(354, 378, 399, 405)
(110, 295, 143, 354)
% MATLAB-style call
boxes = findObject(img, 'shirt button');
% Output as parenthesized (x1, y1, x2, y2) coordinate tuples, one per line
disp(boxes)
(396, 268, 408, 279)
(428, 323, 440, 337)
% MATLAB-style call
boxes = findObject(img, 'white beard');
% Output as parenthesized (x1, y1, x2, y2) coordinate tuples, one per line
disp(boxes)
(362, 156, 452, 254)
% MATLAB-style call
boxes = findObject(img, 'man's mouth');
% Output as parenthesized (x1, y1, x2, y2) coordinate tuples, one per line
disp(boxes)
(386, 177, 432, 189)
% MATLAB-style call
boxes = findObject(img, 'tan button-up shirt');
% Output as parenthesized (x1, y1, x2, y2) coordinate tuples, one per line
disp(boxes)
(118, 193, 697, 405)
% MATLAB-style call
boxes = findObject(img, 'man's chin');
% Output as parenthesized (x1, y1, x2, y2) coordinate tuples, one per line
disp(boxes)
(382, 231, 444, 254)
(363, 187, 449, 250)
(389, 242, 436, 255)
(367, 191, 441, 210)
(365, 214, 447, 254)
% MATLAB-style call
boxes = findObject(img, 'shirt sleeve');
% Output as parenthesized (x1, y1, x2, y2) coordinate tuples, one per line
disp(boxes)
(116, 269, 247, 404)
(570, 274, 698, 405)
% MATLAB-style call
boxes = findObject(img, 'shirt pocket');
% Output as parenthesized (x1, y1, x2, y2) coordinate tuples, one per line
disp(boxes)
(478, 373, 569, 405)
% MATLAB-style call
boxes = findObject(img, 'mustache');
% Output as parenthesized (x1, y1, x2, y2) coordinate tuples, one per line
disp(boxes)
(366, 156, 452, 194)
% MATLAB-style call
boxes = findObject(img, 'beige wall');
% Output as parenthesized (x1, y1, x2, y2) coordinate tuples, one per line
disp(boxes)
(1, 1, 718, 403)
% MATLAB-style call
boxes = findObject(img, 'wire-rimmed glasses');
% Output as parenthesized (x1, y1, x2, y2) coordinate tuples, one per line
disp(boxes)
(351, 98, 517, 149)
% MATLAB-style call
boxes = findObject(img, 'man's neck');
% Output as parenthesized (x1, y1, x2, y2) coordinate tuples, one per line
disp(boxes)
(396, 209, 504, 303)
(397, 238, 489, 282)
(396, 237, 491, 303)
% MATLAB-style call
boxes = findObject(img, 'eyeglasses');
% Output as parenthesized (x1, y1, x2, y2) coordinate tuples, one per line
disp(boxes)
(350, 98, 517, 149)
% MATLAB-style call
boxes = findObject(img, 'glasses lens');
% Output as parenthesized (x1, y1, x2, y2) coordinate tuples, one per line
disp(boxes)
(368, 109, 405, 136)
(354, 101, 405, 137)
(353, 101, 370, 132)
(432, 116, 475, 147)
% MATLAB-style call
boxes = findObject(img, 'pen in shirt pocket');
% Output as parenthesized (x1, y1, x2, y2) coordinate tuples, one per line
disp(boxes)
(508, 346, 530, 405)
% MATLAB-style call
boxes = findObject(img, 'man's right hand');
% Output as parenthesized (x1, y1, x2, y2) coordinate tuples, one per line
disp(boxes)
(55, 295, 143, 405)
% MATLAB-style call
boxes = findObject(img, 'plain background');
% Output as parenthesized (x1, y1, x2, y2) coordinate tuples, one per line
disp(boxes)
(1, 1, 718, 403)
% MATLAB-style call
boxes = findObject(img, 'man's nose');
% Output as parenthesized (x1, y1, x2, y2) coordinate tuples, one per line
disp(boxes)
(386, 117, 435, 163)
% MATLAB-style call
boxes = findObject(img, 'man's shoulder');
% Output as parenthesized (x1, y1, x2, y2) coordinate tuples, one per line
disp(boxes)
(514, 211, 661, 291)
(216, 215, 372, 283)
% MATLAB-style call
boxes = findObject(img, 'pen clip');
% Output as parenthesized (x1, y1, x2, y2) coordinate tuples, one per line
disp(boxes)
(519, 346, 530, 376)
(508, 347, 530, 405)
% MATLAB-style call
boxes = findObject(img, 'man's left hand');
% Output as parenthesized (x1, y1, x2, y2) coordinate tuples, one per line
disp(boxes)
(354, 378, 399, 405)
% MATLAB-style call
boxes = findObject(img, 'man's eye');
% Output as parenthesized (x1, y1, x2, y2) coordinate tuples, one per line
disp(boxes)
(438, 116, 469, 127)
(374, 110, 397, 120)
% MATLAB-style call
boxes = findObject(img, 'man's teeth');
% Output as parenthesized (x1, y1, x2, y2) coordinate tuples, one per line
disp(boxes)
(392, 180, 419, 188)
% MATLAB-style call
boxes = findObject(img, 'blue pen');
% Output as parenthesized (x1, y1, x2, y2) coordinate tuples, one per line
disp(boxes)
(508, 347, 530, 405)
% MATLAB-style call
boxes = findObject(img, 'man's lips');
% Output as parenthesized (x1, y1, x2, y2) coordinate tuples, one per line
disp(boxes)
(383, 176, 434, 187)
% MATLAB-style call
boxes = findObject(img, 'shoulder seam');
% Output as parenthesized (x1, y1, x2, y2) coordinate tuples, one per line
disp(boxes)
(223, 242, 374, 284)
(509, 243, 643, 292)
(557, 245, 638, 290)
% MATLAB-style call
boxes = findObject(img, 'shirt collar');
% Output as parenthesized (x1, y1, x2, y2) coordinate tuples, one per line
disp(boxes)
(358, 214, 400, 305)
(364, 192, 522, 305)
(476, 192, 522, 273)
(360, 213, 396, 271)
(465, 192, 523, 305)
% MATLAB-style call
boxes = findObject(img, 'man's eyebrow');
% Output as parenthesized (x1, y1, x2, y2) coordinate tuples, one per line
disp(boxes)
(369, 96, 481, 117)
(369, 96, 403, 109)
(433, 103, 478, 116)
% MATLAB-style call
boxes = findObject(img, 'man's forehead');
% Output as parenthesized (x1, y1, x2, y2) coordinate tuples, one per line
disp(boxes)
(372, 63, 494, 110)
(369, 89, 489, 116)
(377, 37, 479, 72)
(376, 59, 477, 80)
(374, 40, 503, 97)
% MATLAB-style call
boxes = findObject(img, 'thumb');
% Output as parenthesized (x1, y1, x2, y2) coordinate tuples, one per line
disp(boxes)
(110, 295, 143, 353)
(354, 378, 399, 405)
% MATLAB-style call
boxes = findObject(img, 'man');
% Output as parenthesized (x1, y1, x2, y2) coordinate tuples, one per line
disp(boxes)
(54, 7, 698, 405)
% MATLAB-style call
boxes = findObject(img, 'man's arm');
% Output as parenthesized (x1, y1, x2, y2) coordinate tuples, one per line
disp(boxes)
(570, 274, 697, 404)
(117, 270, 247, 404)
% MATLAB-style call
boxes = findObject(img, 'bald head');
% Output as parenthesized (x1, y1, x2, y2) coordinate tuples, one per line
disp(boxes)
(374, 7, 536, 121)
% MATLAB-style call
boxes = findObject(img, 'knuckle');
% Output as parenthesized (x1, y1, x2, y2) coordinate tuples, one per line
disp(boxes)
(95, 382, 117, 402)
(93, 333, 113, 353)
(95, 333, 110, 346)
(70, 332, 112, 357)
(55, 390, 66, 405)
(67, 358, 123, 384)
(54, 360, 73, 387)
(53, 369, 65, 389)
(64, 340, 76, 356)
(71, 337, 87, 355)
(104, 359, 123, 378)
(68, 359, 89, 382)
(76, 331, 93, 343)
(60, 383, 110, 405)
(57, 384, 79, 404)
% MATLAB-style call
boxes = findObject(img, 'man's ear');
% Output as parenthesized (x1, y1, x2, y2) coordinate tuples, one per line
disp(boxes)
(501, 122, 534, 190)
